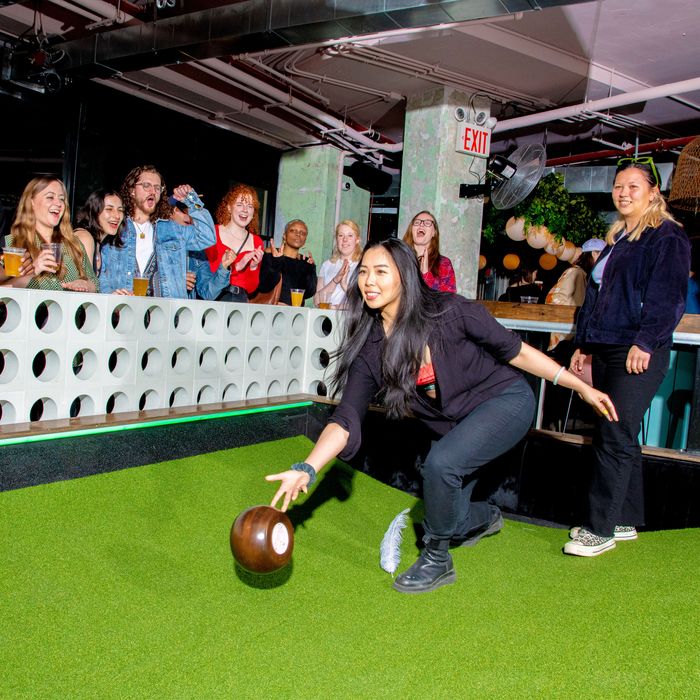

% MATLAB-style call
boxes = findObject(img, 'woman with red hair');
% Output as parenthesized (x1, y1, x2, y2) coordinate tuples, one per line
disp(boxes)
(190, 184, 265, 302)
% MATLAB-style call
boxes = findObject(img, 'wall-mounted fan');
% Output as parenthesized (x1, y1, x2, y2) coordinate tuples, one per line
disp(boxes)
(459, 143, 546, 209)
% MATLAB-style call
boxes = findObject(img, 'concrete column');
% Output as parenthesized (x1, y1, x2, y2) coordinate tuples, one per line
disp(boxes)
(274, 146, 370, 264)
(399, 87, 490, 297)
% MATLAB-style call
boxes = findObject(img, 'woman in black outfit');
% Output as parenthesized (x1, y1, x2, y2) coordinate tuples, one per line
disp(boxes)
(566, 158, 690, 557)
(266, 239, 616, 593)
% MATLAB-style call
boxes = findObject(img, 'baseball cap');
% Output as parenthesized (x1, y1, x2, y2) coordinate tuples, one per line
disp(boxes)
(581, 238, 606, 252)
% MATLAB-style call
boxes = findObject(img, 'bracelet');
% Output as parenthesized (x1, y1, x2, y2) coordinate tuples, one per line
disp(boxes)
(552, 366, 565, 386)
(291, 462, 317, 487)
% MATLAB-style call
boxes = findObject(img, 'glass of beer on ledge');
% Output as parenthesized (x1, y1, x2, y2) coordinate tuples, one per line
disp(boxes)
(133, 276, 149, 296)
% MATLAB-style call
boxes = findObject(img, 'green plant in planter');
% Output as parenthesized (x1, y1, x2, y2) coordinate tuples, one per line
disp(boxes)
(480, 172, 607, 246)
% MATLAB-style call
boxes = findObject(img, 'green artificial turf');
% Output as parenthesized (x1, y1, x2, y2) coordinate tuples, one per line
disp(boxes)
(1, 436, 699, 699)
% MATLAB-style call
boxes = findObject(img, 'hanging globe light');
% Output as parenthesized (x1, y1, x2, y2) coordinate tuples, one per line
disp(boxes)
(503, 253, 520, 270)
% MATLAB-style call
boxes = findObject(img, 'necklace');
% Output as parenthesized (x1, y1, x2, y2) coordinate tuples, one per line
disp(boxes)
(134, 221, 150, 240)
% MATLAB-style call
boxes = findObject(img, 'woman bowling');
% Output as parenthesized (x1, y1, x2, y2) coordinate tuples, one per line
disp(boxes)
(565, 158, 690, 557)
(266, 239, 617, 594)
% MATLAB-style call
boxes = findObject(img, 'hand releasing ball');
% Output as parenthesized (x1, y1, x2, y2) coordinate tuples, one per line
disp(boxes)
(230, 505, 294, 573)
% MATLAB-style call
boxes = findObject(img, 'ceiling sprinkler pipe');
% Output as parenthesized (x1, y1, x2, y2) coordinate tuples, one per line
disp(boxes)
(546, 136, 698, 167)
(201, 59, 403, 153)
(494, 77, 700, 133)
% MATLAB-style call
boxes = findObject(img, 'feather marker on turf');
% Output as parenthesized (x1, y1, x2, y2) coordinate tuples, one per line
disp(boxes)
(380, 508, 410, 575)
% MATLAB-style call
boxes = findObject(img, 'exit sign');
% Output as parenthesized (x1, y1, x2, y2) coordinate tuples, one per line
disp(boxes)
(455, 124, 491, 158)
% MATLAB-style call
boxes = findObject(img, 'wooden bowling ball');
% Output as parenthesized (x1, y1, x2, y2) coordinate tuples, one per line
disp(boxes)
(230, 505, 294, 574)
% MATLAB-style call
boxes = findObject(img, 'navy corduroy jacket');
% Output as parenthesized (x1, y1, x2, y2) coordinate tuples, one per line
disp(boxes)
(574, 220, 690, 353)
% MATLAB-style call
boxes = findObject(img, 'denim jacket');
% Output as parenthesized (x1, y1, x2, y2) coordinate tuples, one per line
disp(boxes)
(99, 191, 215, 298)
(187, 249, 230, 300)
(575, 220, 690, 353)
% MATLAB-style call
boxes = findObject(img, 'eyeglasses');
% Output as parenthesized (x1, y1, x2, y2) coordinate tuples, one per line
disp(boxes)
(412, 219, 435, 228)
(616, 157, 660, 188)
(135, 182, 165, 194)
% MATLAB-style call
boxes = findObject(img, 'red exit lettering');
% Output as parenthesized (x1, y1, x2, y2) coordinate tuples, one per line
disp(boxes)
(463, 127, 488, 155)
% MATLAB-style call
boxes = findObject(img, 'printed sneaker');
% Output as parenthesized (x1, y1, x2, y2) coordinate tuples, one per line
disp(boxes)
(569, 525, 638, 541)
(563, 527, 616, 557)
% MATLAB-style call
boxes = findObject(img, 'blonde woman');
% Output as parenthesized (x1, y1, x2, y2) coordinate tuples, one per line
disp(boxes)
(314, 220, 362, 309)
(3, 177, 97, 291)
(566, 158, 690, 557)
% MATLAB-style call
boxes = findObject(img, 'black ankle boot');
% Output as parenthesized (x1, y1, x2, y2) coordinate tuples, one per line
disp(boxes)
(392, 545, 456, 594)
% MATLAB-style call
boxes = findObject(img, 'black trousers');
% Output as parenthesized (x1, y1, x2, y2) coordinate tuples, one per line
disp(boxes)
(587, 344, 669, 536)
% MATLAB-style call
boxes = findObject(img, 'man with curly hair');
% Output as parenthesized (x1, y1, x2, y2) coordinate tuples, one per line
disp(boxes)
(99, 165, 215, 297)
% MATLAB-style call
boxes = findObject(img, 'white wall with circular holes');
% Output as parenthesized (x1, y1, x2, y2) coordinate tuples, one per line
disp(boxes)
(0, 289, 341, 425)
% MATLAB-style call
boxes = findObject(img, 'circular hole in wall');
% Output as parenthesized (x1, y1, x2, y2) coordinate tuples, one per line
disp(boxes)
(171, 347, 192, 373)
(311, 348, 330, 370)
(271, 311, 288, 336)
(267, 380, 283, 397)
(0, 400, 16, 424)
(110, 303, 134, 334)
(308, 380, 328, 397)
(247, 346, 263, 371)
(224, 346, 243, 371)
(144, 306, 166, 335)
(74, 302, 100, 333)
(141, 348, 163, 376)
(222, 383, 240, 402)
(34, 300, 63, 333)
(314, 316, 333, 338)
(291, 313, 305, 336)
(198, 346, 218, 373)
(106, 392, 129, 414)
(71, 349, 97, 379)
(173, 307, 194, 334)
(250, 311, 266, 336)
(69, 394, 95, 418)
(108, 347, 131, 378)
(0, 298, 21, 333)
(196, 385, 216, 404)
(31, 349, 59, 381)
(289, 346, 303, 369)
(168, 387, 188, 408)
(29, 397, 57, 422)
(227, 310, 244, 336)
(138, 389, 159, 411)
(245, 382, 263, 399)
(0, 349, 18, 384)
(201, 307, 220, 335)
(286, 379, 300, 394)
(269, 346, 284, 370)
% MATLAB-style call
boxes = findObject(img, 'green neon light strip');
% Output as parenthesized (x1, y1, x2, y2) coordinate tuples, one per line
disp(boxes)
(0, 401, 314, 447)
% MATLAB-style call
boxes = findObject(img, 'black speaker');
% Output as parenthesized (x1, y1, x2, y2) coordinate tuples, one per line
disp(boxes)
(344, 161, 393, 195)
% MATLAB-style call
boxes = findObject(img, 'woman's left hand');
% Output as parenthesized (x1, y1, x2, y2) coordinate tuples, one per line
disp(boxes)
(265, 469, 311, 512)
(577, 385, 618, 422)
(626, 345, 650, 374)
(62, 279, 96, 293)
(185, 271, 196, 291)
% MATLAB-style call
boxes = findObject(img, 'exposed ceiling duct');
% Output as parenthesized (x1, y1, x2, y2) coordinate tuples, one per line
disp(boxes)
(53, 0, 592, 77)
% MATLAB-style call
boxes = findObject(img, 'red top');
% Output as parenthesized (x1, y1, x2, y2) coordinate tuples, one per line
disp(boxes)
(417, 363, 436, 386)
(423, 255, 456, 293)
(206, 225, 264, 294)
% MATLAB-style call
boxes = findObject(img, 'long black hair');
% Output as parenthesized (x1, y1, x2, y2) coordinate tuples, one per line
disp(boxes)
(74, 189, 126, 248)
(330, 238, 448, 419)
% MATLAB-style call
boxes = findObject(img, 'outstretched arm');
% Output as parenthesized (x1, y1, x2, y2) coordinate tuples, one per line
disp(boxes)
(509, 342, 618, 421)
(265, 423, 349, 512)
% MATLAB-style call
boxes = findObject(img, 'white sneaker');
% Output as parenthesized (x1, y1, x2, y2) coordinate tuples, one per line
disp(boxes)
(569, 525, 638, 541)
(564, 528, 616, 557)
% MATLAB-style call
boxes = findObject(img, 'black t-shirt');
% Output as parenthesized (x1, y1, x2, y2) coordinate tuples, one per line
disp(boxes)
(257, 253, 317, 305)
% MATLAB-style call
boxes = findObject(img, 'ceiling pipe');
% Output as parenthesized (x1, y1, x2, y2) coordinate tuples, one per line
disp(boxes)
(494, 77, 700, 133)
(545, 136, 698, 167)
(201, 58, 404, 154)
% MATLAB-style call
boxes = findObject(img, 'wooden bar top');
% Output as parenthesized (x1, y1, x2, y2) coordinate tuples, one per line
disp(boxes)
(477, 301, 700, 337)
